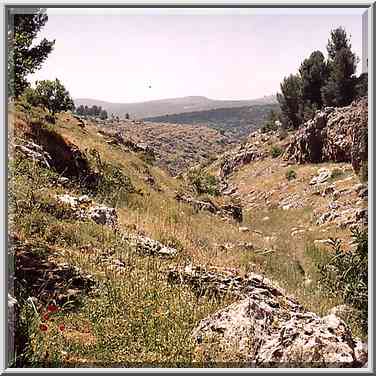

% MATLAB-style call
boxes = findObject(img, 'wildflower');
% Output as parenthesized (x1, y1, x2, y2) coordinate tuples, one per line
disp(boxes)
(39, 323, 48, 332)
(47, 304, 59, 313)
(42, 313, 50, 321)
(59, 324, 65, 332)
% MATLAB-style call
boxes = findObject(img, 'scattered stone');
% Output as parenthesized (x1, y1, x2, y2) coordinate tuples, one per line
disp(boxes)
(309, 169, 332, 185)
(239, 226, 250, 233)
(122, 233, 178, 257)
(291, 229, 305, 237)
(14, 140, 52, 168)
(88, 206, 118, 227)
(57, 176, 70, 186)
(314, 239, 333, 247)
(239, 242, 255, 251)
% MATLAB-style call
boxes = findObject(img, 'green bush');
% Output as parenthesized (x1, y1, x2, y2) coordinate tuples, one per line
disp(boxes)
(270, 145, 283, 158)
(318, 229, 368, 332)
(187, 169, 220, 196)
(360, 161, 368, 183)
(330, 167, 344, 180)
(286, 168, 297, 181)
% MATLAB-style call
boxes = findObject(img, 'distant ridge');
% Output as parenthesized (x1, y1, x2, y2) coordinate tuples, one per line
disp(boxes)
(74, 95, 277, 119)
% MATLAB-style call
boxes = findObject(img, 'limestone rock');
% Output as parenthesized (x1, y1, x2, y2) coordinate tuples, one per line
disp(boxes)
(179, 266, 367, 367)
(88, 206, 118, 227)
(285, 97, 368, 176)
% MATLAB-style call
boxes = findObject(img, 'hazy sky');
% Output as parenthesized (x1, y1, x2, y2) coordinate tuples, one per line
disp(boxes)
(29, 8, 366, 103)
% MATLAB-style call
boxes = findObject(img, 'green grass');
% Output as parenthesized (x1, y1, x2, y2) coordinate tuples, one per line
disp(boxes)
(9, 104, 367, 367)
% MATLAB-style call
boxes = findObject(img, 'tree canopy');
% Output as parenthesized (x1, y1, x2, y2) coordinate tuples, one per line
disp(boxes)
(8, 8, 55, 97)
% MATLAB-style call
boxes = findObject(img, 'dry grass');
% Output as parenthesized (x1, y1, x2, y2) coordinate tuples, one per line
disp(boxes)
(9, 105, 366, 367)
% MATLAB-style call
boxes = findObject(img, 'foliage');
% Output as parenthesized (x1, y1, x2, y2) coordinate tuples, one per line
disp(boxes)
(360, 161, 368, 184)
(261, 109, 280, 133)
(76, 105, 108, 120)
(276, 74, 303, 129)
(187, 169, 220, 196)
(321, 27, 359, 107)
(318, 229, 368, 331)
(8, 8, 55, 97)
(299, 51, 328, 110)
(285, 168, 297, 181)
(355, 73, 368, 98)
(270, 145, 283, 158)
(26, 79, 74, 116)
(276, 27, 361, 130)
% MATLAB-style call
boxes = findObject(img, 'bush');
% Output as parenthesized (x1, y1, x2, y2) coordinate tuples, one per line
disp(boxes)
(270, 145, 283, 158)
(28, 79, 74, 117)
(187, 169, 220, 196)
(318, 229, 368, 332)
(286, 168, 297, 181)
(360, 161, 368, 183)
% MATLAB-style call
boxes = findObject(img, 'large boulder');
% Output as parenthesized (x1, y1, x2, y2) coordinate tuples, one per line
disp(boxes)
(169, 265, 367, 367)
(220, 143, 263, 178)
(285, 98, 368, 174)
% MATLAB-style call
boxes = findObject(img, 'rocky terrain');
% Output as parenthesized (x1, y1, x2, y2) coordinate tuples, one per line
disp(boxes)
(8, 97, 368, 368)
(144, 103, 279, 141)
(94, 119, 236, 176)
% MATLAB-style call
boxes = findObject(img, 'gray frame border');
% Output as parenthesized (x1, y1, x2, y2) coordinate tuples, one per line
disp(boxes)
(1, 2, 375, 374)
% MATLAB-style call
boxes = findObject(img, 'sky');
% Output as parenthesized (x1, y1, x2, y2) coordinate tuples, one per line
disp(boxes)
(28, 8, 367, 103)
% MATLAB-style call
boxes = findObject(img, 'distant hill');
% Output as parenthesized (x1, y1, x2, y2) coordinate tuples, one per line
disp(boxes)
(74, 95, 277, 119)
(144, 103, 280, 140)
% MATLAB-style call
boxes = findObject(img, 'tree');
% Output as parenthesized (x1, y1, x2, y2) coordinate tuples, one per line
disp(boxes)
(299, 51, 328, 111)
(277, 74, 303, 129)
(33, 78, 74, 115)
(355, 73, 368, 98)
(125, 113, 130, 120)
(8, 8, 55, 97)
(321, 27, 359, 107)
(100, 109, 108, 120)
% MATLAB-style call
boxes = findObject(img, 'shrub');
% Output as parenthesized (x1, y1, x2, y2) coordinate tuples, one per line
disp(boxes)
(30, 79, 74, 116)
(318, 229, 368, 332)
(330, 167, 344, 180)
(270, 145, 283, 158)
(286, 168, 297, 181)
(187, 169, 220, 196)
(360, 161, 368, 183)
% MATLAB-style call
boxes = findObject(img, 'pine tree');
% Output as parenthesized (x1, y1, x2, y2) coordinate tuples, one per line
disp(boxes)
(321, 27, 359, 106)
(277, 74, 303, 129)
(8, 8, 55, 97)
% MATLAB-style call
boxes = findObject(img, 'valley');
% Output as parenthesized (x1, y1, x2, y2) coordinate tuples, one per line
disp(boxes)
(8, 95, 368, 367)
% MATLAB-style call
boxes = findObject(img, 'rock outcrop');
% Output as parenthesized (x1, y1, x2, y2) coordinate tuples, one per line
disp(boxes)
(57, 194, 179, 257)
(175, 192, 243, 222)
(122, 233, 178, 257)
(168, 265, 367, 367)
(285, 97, 368, 174)
(220, 143, 263, 178)
(14, 140, 52, 168)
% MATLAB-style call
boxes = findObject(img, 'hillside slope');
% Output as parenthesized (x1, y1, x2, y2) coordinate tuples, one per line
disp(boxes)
(95, 119, 237, 176)
(8, 99, 367, 367)
(74, 95, 277, 119)
(144, 103, 279, 140)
